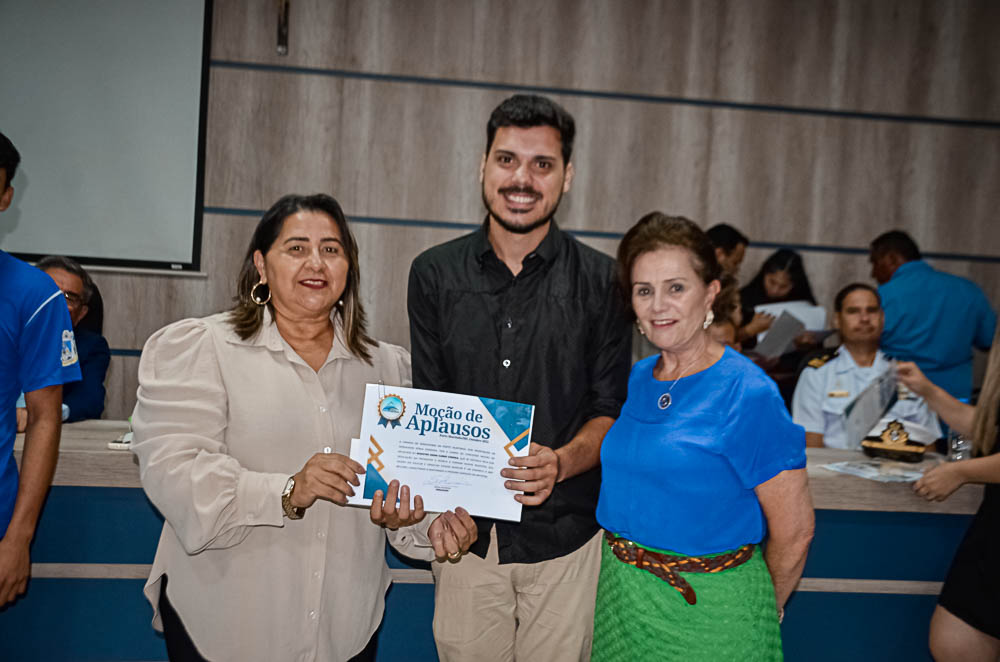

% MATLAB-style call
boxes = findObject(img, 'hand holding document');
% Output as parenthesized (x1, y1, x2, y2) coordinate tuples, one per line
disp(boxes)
(501, 443, 559, 506)
(755, 301, 827, 338)
(346, 384, 534, 522)
(367, 479, 479, 561)
(843, 366, 898, 449)
(753, 311, 805, 359)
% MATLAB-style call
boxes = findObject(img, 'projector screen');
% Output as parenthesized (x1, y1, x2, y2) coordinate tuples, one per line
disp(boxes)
(0, 0, 209, 271)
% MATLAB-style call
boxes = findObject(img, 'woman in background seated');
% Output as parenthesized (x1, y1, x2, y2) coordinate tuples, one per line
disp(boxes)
(738, 248, 817, 345)
(738, 249, 821, 404)
(132, 194, 476, 662)
(899, 328, 1000, 661)
(592, 213, 814, 661)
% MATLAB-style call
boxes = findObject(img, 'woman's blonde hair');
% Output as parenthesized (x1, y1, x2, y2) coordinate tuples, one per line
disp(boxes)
(972, 325, 1000, 456)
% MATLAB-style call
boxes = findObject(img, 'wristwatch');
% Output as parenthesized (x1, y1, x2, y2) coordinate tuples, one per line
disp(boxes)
(281, 476, 304, 520)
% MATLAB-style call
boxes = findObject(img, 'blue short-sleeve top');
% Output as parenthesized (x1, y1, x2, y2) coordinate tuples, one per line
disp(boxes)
(597, 348, 806, 556)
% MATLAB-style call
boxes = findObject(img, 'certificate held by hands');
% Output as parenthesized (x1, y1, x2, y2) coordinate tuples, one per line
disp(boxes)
(347, 384, 534, 522)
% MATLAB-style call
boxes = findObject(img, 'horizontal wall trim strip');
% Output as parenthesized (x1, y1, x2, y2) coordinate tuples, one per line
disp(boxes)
(206, 207, 1000, 264)
(390, 568, 434, 585)
(110, 349, 143, 357)
(32, 563, 152, 580)
(30, 562, 434, 585)
(753, 241, 1000, 263)
(210, 59, 1000, 130)
(33, 563, 942, 595)
(797, 578, 943, 595)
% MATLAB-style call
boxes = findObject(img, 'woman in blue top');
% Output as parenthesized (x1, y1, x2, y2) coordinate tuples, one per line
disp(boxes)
(592, 213, 815, 661)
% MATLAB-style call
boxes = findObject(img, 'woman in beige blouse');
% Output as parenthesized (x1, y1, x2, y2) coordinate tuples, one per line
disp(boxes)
(132, 194, 476, 662)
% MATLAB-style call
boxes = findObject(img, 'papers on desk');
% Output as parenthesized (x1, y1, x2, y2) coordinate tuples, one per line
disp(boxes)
(346, 384, 533, 521)
(755, 300, 826, 336)
(821, 460, 925, 483)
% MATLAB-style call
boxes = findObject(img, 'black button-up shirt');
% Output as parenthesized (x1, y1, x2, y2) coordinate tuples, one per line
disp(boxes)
(407, 220, 631, 564)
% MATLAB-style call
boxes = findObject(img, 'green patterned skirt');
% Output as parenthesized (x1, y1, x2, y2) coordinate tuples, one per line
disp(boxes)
(592, 535, 782, 661)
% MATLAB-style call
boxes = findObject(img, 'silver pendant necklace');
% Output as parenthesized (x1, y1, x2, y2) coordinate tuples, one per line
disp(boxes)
(657, 353, 703, 410)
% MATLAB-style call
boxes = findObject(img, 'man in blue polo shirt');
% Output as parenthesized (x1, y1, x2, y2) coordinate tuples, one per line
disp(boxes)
(870, 230, 996, 400)
(0, 131, 81, 606)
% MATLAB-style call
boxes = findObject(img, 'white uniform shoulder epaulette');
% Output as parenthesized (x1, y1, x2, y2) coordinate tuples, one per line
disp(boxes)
(806, 351, 839, 369)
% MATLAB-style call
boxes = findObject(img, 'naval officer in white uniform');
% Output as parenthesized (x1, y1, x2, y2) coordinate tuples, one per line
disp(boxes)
(793, 283, 940, 449)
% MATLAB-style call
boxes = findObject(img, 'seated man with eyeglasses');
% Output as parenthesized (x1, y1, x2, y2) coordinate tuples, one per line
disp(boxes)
(16, 256, 110, 431)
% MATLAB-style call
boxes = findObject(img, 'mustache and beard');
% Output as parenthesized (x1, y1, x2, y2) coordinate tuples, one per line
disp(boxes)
(482, 184, 564, 235)
(843, 321, 881, 342)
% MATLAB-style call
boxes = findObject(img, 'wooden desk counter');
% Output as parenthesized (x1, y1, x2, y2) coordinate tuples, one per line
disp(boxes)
(16, 421, 985, 514)
(14, 419, 137, 488)
(9, 421, 985, 662)
(806, 447, 983, 515)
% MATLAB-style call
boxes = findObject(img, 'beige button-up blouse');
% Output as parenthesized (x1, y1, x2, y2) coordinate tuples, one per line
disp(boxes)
(132, 311, 425, 662)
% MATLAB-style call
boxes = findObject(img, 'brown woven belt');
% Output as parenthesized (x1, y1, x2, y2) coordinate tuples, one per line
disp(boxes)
(605, 531, 754, 605)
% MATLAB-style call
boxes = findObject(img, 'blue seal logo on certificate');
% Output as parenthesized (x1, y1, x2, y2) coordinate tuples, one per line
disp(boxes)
(377, 394, 405, 428)
(347, 384, 535, 522)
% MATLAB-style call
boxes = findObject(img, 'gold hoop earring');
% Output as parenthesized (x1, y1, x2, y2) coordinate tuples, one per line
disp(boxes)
(250, 280, 271, 306)
(703, 310, 714, 329)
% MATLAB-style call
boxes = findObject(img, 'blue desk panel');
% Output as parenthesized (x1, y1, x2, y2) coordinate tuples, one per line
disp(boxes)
(0, 578, 166, 662)
(2, 489, 977, 661)
(783, 592, 937, 662)
(803, 509, 971, 581)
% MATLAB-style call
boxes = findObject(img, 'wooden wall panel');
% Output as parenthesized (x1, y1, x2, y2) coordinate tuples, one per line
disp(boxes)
(92, 213, 254, 349)
(211, 0, 1000, 120)
(103, 356, 140, 421)
(79, 1, 1000, 420)
(204, 68, 487, 220)
(205, 68, 1000, 258)
(94, 212, 255, 418)
(353, 224, 467, 349)
(581, 101, 1000, 255)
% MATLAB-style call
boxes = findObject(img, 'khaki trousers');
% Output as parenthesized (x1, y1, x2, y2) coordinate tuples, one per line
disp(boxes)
(431, 527, 602, 662)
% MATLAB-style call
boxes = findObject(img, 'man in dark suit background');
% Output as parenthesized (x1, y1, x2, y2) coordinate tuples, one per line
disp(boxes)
(16, 256, 109, 430)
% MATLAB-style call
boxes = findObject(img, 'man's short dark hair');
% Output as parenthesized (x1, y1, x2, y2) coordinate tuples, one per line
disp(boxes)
(486, 95, 575, 165)
(870, 230, 921, 262)
(706, 224, 749, 252)
(834, 282, 881, 312)
(0, 131, 21, 189)
(37, 255, 95, 304)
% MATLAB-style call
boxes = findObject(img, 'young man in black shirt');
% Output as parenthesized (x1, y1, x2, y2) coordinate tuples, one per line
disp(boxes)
(407, 95, 631, 661)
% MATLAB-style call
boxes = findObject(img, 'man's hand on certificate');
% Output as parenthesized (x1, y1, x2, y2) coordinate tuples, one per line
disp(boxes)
(428, 508, 478, 562)
(501, 442, 560, 506)
(369, 479, 426, 529)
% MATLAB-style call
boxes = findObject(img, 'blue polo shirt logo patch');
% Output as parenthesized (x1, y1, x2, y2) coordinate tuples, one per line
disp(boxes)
(61, 329, 79, 367)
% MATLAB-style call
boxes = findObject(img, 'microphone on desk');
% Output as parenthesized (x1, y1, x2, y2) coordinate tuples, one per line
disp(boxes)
(107, 417, 133, 450)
